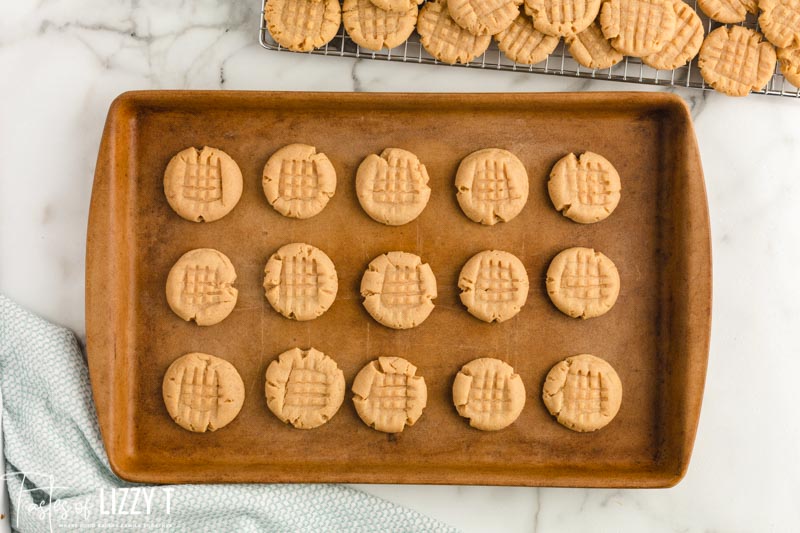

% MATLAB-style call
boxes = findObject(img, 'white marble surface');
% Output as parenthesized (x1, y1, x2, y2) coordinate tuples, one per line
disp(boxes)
(2, 1, 800, 532)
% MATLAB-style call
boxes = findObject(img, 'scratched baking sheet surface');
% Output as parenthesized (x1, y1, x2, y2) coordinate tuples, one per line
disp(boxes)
(259, 0, 799, 97)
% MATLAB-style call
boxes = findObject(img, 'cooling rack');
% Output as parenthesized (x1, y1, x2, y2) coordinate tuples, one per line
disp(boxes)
(259, 0, 799, 97)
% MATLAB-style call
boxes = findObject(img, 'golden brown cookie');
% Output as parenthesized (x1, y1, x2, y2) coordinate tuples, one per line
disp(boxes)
(453, 358, 526, 431)
(417, 0, 492, 64)
(265, 0, 342, 52)
(455, 148, 529, 225)
(600, 0, 678, 57)
(263, 243, 338, 321)
(265, 347, 345, 429)
(458, 250, 529, 323)
(356, 148, 432, 225)
(778, 44, 800, 87)
(546, 247, 620, 319)
(343, 0, 417, 51)
(263, 144, 337, 219)
(166, 248, 238, 326)
(352, 357, 427, 433)
(495, 11, 560, 65)
(698, 26, 777, 97)
(163, 146, 243, 223)
(524, 0, 601, 38)
(448, 0, 522, 37)
(369, 0, 423, 12)
(642, 0, 704, 70)
(759, 0, 800, 49)
(542, 353, 622, 432)
(548, 151, 621, 224)
(361, 251, 437, 329)
(162, 352, 245, 433)
(566, 21, 624, 70)
(697, 0, 757, 23)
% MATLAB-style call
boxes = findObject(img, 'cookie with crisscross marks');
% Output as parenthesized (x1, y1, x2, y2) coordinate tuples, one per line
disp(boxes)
(643, 0, 704, 70)
(524, 0, 601, 38)
(698, 0, 757, 23)
(265, 347, 345, 429)
(546, 247, 620, 319)
(166, 248, 238, 326)
(264, 243, 338, 321)
(343, 0, 417, 51)
(361, 251, 437, 329)
(495, 11, 559, 65)
(456, 148, 529, 225)
(265, 0, 341, 52)
(600, 0, 677, 57)
(566, 21, 624, 69)
(448, 0, 522, 37)
(543, 353, 622, 432)
(778, 44, 800, 87)
(548, 151, 621, 224)
(356, 148, 432, 225)
(352, 357, 428, 433)
(417, 0, 492, 64)
(370, 0, 424, 12)
(698, 26, 777, 97)
(164, 146, 242, 223)
(263, 144, 337, 219)
(759, 0, 800, 48)
(459, 250, 529, 323)
(453, 358, 526, 431)
(162, 352, 245, 433)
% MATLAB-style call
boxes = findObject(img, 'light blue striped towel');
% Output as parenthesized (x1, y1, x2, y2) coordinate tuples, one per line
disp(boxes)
(0, 295, 457, 532)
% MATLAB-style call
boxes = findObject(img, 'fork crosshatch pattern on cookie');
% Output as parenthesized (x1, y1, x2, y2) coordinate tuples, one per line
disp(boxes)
(182, 151, 222, 206)
(259, 0, 800, 96)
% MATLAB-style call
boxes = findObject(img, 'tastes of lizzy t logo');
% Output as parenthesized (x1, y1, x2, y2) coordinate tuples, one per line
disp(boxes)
(4, 471, 175, 531)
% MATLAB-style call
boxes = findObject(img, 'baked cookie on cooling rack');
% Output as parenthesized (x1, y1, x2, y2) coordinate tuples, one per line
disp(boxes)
(361, 251, 437, 329)
(524, 0, 601, 38)
(352, 357, 428, 433)
(566, 21, 624, 70)
(600, 0, 678, 57)
(162, 352, 245, 433)
(758, 0, 800, 49)
(495, 11, 560, 65)
(697, 0, 756, 23)
(458, 250, 529, 323)
(453, 358, 526, 431)
(698, 26, 777, 97)
(542, 353, 622, 432)
(164, 146, 242, 223)
(548, 151, 621, 224)
(263, 243, 338, 321)
(356, 148, 431, 225)
(263, 143, 337, 219)
(455, 148, 529, 225)
(417, 0, 492, 64)
(642, 0, 704, 71)
(343, 0, 417, 51)
(166, 248, 238, 326)
(265, 347, 345, 429)
(778, 45, 800, 87)
(448, 0, 522, 37)
(265, 0, 341, 52)
(546, 246, 620, 319)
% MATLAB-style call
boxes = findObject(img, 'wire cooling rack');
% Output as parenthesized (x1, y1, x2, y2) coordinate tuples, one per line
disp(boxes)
(259, 0, 799, 97)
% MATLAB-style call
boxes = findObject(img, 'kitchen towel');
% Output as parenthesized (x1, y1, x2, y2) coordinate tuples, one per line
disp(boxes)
(0, 295, 457, 533)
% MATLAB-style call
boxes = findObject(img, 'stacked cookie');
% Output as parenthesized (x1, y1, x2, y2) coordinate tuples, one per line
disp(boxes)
(264, 0, 799, 96)
(158, 142, 628, 436)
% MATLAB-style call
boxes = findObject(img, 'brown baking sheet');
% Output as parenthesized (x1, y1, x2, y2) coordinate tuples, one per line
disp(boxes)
(86, 91, 711, 487)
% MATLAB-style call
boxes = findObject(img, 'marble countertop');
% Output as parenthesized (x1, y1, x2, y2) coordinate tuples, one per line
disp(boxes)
(2, 1, 800, 531)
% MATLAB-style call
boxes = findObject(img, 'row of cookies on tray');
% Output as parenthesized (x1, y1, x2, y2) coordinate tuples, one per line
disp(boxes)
(166, 144, 622, 226)
(263, 0, 800, 96)
(163, 349, 623, 434)
(167, 245, 621, 327)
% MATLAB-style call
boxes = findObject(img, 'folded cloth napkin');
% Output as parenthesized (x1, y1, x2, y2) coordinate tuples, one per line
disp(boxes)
(0, 296, 457, 533)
